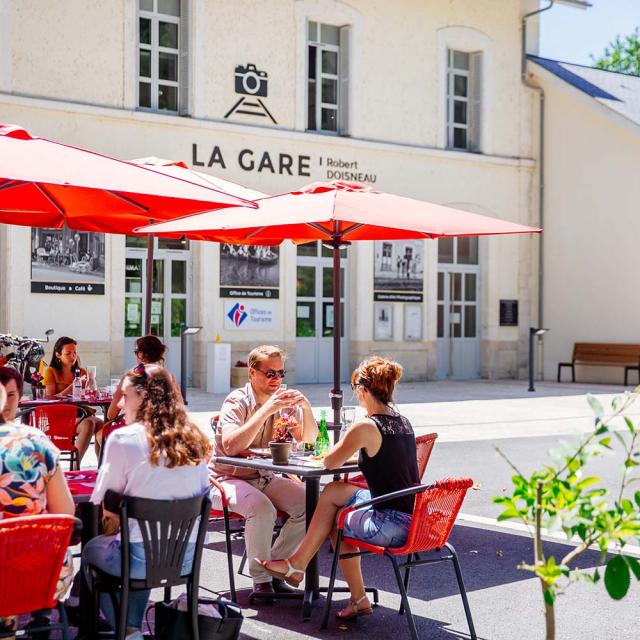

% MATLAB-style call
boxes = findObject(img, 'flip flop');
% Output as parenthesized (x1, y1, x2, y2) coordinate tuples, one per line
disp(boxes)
(255, 558, 305, 588)
(336, 594, 374, 620)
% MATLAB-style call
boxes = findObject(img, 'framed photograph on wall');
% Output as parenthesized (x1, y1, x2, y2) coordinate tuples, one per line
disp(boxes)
(374, 302, 393, 340)
(404, 304, 422, 341)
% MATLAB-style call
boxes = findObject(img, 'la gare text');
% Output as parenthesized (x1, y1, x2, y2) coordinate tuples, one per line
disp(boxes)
(192, 143, 311, 176)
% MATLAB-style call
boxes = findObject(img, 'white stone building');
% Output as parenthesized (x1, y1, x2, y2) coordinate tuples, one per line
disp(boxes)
(0, 0, 605, 389)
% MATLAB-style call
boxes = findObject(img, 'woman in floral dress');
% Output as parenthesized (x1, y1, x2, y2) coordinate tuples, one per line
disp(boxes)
(0, 378, 76, 633)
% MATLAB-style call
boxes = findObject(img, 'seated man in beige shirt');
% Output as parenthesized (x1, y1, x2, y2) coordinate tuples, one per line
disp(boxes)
(210, 345, 318, 600)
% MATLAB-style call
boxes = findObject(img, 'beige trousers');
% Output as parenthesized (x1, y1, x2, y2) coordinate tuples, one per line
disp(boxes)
(210, 474, 306, 585)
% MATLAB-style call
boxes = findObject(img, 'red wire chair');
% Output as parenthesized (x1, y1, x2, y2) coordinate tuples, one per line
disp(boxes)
(0, 514, 77, 639)
(30, 404, 88, 471)
(346, 433, 438, 489)
(322, 477, 476, 640)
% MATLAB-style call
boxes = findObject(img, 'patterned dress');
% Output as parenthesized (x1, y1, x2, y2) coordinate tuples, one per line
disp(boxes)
(0, 423, 74, 625)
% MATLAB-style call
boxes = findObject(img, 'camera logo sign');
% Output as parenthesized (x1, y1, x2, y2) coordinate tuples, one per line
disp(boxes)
(225, 63, 277, 124)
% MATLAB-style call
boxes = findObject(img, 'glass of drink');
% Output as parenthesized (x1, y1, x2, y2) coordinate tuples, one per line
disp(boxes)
(110, 377, 120, 395)
(340, 406, 356, 440)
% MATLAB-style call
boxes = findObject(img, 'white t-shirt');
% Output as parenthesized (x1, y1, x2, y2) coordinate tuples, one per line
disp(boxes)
(91, 421, 209, 542)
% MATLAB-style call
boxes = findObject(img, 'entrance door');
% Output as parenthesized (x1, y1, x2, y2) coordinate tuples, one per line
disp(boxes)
(295, 242, 349, 383)
(124, 237, 191, 383)
(436, 238, 480, 379)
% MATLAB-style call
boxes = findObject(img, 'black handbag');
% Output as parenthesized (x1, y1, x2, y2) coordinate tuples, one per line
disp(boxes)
(154, 596, 243, 640)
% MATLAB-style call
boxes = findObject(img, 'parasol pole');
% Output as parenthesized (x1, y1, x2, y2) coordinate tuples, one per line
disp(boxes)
(330, 229, 343, 443)
(144, 230, 154, 335)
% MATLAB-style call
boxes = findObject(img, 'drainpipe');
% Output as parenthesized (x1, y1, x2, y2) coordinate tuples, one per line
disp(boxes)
(522, 0, 554, 375)
(522, 0, 553, 330)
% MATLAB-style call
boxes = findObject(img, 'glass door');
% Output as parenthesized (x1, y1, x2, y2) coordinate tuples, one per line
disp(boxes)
(295, 242, 348, 383)
(124, 237, 191, 383)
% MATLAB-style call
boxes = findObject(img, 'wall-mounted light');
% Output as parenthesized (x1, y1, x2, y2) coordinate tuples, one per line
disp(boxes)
(180, 324, 202, 404)
(529, 327, 550, 392)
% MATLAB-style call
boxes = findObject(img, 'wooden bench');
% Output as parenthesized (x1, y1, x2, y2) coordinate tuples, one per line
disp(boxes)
(557, 343, 640, 385)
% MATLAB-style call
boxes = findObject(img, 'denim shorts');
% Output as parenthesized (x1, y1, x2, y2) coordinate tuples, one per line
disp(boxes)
(342, 489, 412, 548)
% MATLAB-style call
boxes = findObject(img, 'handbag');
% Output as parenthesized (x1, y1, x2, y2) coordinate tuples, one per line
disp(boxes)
(153, 596, 243, 640)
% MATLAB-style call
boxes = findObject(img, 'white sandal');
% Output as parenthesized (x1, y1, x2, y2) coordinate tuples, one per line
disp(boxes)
(336, 594, 373, 620)
(256, 558, 305, 587)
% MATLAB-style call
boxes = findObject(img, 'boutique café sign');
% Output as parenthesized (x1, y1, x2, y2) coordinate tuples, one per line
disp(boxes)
(191, 143, 378, 184)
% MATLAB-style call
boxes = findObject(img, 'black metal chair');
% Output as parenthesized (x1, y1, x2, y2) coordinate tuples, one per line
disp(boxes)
(86, 490, 211, 640)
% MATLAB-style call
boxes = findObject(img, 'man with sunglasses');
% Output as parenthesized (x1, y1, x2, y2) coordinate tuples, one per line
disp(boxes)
(209, 345, 317, 601)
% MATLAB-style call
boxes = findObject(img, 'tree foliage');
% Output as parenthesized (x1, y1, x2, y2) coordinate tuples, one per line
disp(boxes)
(591, 28, 640, 76)
(493, 391, 640, 640)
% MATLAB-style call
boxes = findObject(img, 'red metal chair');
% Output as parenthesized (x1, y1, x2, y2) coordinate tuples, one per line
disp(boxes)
(322, 477, 476, 640)
(30, 404, 88, 470)
(346, 432, 438, 489)
(0, 514, 77, 639)
(97, 414, 126, 466)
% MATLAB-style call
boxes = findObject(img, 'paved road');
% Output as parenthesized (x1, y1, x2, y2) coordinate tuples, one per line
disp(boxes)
(84, 380, 640, 639)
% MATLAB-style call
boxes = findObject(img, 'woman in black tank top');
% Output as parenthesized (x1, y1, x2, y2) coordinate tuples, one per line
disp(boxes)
(257, 356, 420, 621)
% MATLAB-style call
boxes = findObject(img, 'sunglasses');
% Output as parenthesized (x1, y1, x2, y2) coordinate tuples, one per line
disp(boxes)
(351, 381, 365, 392)
(254, 368, 286, 380)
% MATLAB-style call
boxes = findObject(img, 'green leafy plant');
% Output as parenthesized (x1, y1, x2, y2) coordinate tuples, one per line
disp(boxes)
(493, 391, 640, 640)
(591, 28, 640, 76)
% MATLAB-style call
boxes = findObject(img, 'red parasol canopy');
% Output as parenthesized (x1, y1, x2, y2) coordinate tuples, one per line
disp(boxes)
(0, 124, 256, 233)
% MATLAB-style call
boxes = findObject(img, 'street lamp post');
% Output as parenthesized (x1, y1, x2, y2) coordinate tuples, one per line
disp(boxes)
(180, 323, 202, 404)
(528, 327, 550, 392)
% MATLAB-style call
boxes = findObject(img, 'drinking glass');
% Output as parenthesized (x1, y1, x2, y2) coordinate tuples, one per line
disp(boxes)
(110, 377, 120, 395)
(340, 406, 356, 440)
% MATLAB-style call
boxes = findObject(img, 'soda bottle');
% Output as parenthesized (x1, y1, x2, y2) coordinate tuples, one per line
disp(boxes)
(315, 409, 330, 455)
(72, 370, 82, 401)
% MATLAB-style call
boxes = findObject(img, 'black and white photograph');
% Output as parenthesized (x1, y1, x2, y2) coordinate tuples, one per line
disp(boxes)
(219, 243, 280, 297)
(373, 240, 425, 292)
(31, 226, 106, 294)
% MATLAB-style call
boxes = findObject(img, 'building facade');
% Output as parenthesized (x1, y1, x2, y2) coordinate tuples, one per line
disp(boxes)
(528, 56, 640, 385)
(0, 0, 544, 386)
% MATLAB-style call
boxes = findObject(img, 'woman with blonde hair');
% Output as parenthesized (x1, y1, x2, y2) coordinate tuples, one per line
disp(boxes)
(258, 356, 420, 620)
(82, 364, 211, 640)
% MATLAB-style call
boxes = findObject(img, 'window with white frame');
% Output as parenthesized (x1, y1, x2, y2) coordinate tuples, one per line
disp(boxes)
(307, 21, 350, 134)
(138, 0, 188, 114)
(446, 49, 482, 151)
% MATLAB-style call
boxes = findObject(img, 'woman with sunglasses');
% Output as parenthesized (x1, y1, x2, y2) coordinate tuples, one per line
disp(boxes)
(82, 364, 211, 639)
(258, 355, 419, 620)
(43, 336, 104, 463)
(106, 335, 168, 421)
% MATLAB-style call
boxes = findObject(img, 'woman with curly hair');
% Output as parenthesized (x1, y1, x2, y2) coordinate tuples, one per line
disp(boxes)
(82, 364, 211, 640)
(258, 356, 420, 621)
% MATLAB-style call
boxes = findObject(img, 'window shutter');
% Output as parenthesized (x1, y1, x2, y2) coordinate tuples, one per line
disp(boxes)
(338, 25, 350, 136)
(178, 0, 190, 115)
(469, 51, 482, 152)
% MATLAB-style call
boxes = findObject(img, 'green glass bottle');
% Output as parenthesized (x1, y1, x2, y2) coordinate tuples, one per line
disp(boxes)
(316, 409, 330, 455)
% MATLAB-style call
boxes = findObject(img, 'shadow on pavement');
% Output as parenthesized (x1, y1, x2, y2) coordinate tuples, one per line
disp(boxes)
(202, 522, 605, 639)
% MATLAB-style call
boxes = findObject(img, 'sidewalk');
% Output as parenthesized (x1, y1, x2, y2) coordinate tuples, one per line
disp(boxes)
(186, 378, 638, 443)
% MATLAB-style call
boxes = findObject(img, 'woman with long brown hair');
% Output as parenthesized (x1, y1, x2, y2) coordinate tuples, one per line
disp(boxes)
(43, 336, 104, 461)
(81, 364, 211, 639)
